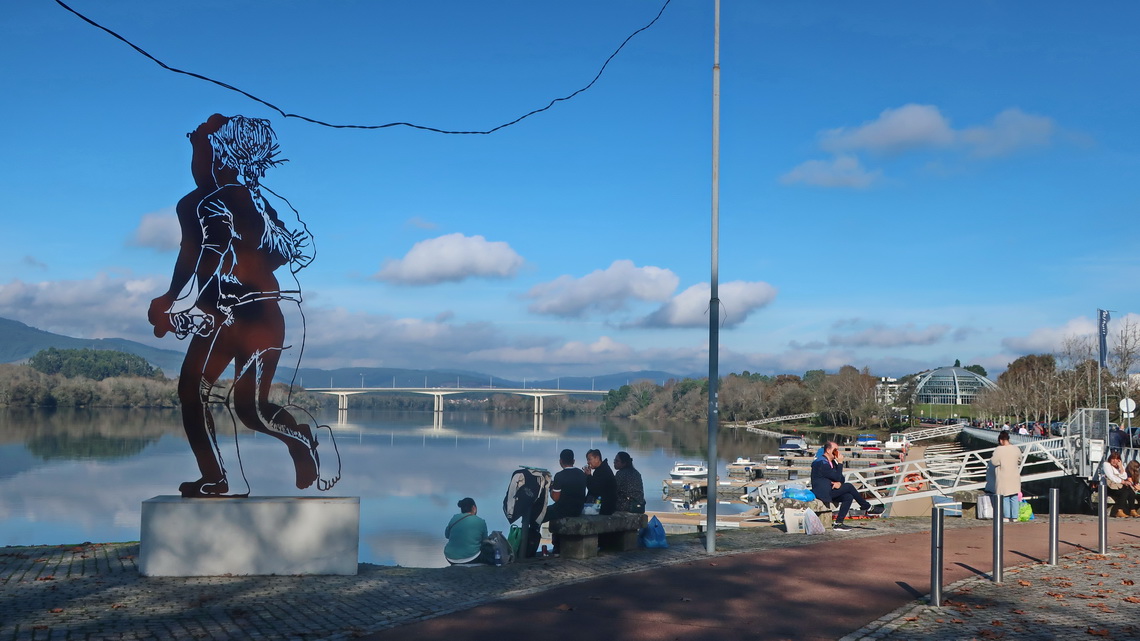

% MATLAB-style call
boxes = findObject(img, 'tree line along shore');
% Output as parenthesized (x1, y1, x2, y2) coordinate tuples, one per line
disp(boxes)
(1, 345, 1126, 428)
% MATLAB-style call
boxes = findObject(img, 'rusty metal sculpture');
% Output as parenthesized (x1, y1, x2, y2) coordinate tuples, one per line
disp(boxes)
(148, 114, 339, 497)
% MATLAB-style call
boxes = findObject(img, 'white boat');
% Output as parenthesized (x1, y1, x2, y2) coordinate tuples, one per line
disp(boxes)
(670, 461, 709, 479)
(856, 433, 882, 447)
(885, 433, 909, 450)
(777, 436, 809, 454)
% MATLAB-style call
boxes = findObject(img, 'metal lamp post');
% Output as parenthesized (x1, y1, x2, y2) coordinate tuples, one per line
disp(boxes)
(705, 0, 721, 553)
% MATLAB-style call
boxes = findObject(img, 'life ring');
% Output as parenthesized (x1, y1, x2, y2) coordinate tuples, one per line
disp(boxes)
(903, 473, 926, 492)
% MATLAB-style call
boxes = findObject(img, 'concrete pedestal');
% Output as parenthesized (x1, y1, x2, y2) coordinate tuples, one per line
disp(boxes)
(139, 495, 359, 576)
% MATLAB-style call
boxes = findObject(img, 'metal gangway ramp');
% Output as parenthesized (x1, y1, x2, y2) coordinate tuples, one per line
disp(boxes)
(752, 408, 1131, 523)
(896, 422, 968, 444)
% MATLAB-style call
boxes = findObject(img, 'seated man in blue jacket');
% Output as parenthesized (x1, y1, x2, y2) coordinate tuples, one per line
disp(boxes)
(811, 441, 884, 531)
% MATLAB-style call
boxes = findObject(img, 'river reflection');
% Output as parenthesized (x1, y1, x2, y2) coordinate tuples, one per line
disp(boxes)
(0, 408, 812, 567)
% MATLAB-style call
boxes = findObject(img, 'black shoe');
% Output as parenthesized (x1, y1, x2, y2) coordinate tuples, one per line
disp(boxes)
(867, 505, 885, 516)
(832, 523, 852, 532)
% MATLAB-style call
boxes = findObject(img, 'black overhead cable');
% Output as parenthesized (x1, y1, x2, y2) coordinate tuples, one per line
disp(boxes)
(54, 0, 673, 134)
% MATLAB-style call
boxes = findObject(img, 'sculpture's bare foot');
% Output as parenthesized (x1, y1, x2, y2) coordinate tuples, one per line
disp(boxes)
(179, 477, 229, 498)
(287, 427, 319, 490)
(314, 424, 340, 491)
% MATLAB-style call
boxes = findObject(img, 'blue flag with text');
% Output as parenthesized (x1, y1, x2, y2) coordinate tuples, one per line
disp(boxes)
(1098, 309, 1110, 368)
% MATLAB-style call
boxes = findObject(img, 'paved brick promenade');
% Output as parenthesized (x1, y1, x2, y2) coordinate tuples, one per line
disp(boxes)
(848, 537, 1140, 640)
(2, 515, 1138, 640)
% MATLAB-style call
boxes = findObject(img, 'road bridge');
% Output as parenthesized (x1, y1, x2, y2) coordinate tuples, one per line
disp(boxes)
(305, 386, 607, 414)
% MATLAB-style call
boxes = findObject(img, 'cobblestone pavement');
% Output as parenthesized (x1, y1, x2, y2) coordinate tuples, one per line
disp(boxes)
(1, 516, 1133, 640)
(847, 540, 1140, 641)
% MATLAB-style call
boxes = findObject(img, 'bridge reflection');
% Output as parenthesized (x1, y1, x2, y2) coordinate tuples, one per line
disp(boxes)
(333, 408, 551, 433)
(309, 386, 607, 414)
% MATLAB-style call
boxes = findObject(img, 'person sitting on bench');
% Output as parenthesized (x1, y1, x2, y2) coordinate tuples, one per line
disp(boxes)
(543, 449, 587, 556)
(811, 441, 884, 531)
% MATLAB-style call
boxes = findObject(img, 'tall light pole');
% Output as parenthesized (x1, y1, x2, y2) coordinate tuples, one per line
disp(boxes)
(705, 0, 721, 554)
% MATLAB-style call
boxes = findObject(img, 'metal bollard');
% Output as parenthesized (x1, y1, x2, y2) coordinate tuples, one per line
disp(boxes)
(930, 505, 946, 607)
(1048, 487, 1059, 565)
(1098, 471, 1108, 554)
(992, 493, 1003, 584)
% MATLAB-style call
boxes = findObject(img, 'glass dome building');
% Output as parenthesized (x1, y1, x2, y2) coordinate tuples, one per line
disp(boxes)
(913, 366, 998, 405)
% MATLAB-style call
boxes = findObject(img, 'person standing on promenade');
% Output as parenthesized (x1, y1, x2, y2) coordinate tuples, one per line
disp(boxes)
(444, 498, 490, 565)
(584, 449, 617, 515)
(811, 441, 884, 531)
(989, 430, 1022, 522)
(1103, 451, 1137, 517)
(613, 451, 645, 513)
(544, 449, 587, 555)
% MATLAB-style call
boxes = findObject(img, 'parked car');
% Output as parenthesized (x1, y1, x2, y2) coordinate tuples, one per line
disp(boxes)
(1126, 427, 1140, 448)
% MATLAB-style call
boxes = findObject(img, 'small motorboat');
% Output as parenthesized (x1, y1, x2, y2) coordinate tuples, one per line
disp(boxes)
(777, 436, 809, 454)
(727, 457, 760, 479)
(670, 461, 709, 479)
(885, 433, 909, 451)
(856, 433, 882, 447)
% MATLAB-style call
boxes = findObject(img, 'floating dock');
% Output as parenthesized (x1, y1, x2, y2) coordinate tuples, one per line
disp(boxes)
(662, 446, 905, 503)
(648, 508, 769, 530)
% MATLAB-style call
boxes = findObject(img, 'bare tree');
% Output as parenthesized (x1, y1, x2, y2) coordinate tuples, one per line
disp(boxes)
(1058, 334, 1097, 415)
(1110, 316, 1140, 416)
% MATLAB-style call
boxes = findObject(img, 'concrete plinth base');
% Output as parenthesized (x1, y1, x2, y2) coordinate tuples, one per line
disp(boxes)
(139, 495, 359, 576)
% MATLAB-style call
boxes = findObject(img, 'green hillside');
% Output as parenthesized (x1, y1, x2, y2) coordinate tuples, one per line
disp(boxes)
(0, 317, 186, 376)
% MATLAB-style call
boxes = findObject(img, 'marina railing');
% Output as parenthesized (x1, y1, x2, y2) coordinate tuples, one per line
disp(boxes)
(752, 436, 1079, 522)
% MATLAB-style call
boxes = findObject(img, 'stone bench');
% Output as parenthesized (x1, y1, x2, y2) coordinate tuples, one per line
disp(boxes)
(774, 497, 834, 529)
(548, 512, 648, 559)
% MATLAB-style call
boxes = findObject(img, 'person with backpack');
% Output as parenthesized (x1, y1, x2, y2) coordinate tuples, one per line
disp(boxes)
(444, 497, 490, 564)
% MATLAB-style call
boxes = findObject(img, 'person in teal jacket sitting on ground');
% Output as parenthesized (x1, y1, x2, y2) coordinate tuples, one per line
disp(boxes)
(444, 497, 490, 564)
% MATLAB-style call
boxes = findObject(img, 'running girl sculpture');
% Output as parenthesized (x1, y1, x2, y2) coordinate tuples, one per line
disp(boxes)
(148, 114, 339, 497)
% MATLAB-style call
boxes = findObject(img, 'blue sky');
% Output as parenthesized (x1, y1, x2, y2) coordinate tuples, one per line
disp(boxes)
(2, 1, 1138, 380)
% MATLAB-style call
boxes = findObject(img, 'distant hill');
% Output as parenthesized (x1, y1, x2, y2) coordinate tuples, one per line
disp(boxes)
(0, 317, 186, 376)
(0, 317, 688, 391)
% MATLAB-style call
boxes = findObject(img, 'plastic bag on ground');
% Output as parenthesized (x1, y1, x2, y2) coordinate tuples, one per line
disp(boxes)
(506, 524, 522, 556)
(638, 515, 669, 548)
(804, 508, 827, 535)
(1018, 500, 1034, 522)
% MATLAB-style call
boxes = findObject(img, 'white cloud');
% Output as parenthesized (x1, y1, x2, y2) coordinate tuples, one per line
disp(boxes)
(960, 107, 1056, 158)
(374, 233, 524, 285)
(785, 105, 1063, 188)
(129, 208, 180, 251)
(816, 104, 1059, 158)
(829, 323, 951, 348)
(635, 281, 777, 329)
(724, 347, 859, 377)
(0, 272, 165, 339)
(300, 309, 712, 377)
(468, 336, 636, 367)
(525, 260, 679, 318)
(779, 155, 881, 189)
(297, 307, 502, 369)
(1001, 315, 1099, 354)
(820, 104, 955, 155)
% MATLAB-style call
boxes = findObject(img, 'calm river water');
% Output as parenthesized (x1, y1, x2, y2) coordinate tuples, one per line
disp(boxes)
(0, 407, 808, 567)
